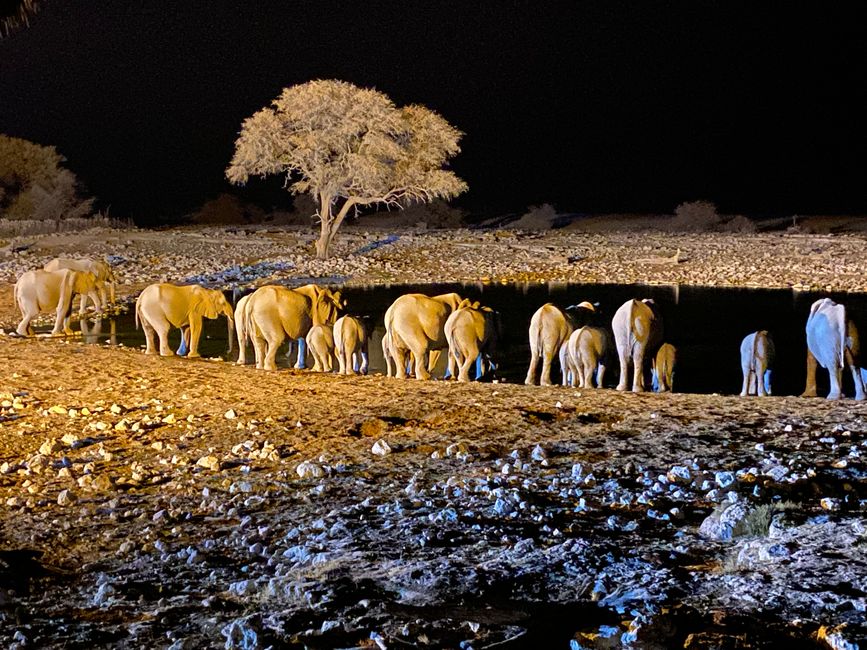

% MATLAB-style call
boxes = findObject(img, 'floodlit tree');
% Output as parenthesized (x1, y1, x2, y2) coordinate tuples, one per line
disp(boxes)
(226, 79, 467, 258)
(0, 134, 94, 221)
(1, 0, 39, 37)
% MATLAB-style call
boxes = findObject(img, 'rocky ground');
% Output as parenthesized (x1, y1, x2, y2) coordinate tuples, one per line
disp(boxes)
(1, 224, 867, 649)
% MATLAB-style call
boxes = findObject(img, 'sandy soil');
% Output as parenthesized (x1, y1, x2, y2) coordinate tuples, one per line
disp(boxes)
(1, 224, 866, 648)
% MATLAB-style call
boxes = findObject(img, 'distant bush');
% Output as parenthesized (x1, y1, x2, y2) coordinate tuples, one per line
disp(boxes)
(510, 203, 558, 230)
(0, 134, 95, 222)
(0, 212, 133, 237)
(669, 200, 756, 233)
(188, 193, 265, 225)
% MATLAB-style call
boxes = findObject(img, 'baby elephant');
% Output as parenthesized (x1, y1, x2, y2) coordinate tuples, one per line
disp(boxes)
(333, 315, 370, 375)
(306, 324, 336, 372)
(740, 330, 774, 396)
(564, 326, 610, 388)
(651, 343, 677, 392)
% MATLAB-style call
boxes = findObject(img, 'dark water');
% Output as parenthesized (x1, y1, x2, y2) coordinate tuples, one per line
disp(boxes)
(61, 283, 867, 397)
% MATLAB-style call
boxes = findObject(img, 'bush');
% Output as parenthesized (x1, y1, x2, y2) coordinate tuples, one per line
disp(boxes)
(0, 134, 94, 222)
(509, 203, 558, 230)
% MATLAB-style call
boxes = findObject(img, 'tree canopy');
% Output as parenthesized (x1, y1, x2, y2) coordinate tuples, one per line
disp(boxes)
(1, 0, 39, 37)
(0, 134, 94, 221)
(227, 79, 467, 258)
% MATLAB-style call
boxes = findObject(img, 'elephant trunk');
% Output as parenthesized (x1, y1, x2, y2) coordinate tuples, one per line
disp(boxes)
(226, 311, 235, 355)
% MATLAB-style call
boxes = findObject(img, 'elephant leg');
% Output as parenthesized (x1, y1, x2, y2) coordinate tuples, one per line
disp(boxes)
(17, 306, 37, 337)
(294, 338, 307, 369)
(337, 347, 348, 375)
(763, 369, 773, 396)
(616, 347, 629, 391)
(740, 361, 751, 397)
(155, 321, 173, 356)
(187, 319, 203, 358)
(596, 363, 606, 389)
(263, 334, 283, 371)
(632, 348, 645, 392)
(845, 349, 865, 401)
(393, 345, 409, 380)
(827, 365, 843, 400)
(582, 359, 595, 389)
(458, 344, 479, 383)
(539, 351, 555, 387)
(651, 366, 659, 393)
(141, 317, 158, 355)
(412, 344, 431, 381)
(446, 349, 458, 381)
(801, 349, 819, 397)
(525, 345, 539, 385)
(755, 359, 768, 397)
(251, 334, 266, 369)
(359, 343, 369, 375)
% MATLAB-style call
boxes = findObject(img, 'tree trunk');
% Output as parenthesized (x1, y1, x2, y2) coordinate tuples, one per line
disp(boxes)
(315, 193, 335, 259)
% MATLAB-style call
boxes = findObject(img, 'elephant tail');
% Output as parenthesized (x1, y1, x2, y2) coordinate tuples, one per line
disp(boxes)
(752, 331, 762, 370)
(134, 294, 141, 330)
(838, 307, 847, 369)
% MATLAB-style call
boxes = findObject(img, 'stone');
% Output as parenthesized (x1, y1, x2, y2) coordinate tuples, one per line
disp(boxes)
(371, 439, 392, 456)
(296, 461, 324, 479)
(698, 502, 749, 541)
(39, 438, 63, 455)
(57, 489, 77, 506)
(196, 455, 221, 471)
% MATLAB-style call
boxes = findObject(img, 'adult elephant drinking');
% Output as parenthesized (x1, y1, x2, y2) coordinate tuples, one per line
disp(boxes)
(802, 298, 865, 401)
(135, 283, 235, 358)
(383, 292, 463, 380)
(612, 298, 663, 392)
(15, 269, 101, 336)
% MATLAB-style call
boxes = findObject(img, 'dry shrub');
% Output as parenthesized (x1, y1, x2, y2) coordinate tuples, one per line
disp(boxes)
(0, 213, 133, 237)
(509, 203, 558, 230)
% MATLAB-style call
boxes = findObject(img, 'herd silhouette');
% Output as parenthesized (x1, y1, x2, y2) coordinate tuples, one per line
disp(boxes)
(12, 257, 867, 401)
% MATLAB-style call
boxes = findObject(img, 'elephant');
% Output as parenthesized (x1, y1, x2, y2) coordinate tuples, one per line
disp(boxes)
(15, 269, 101, 336)
(383, 292, 463, 380)
(306, 324, 336, 372)
(651, 342, 677, 393)
(43, 257, 117, 310)
(526, 301, 597, 386)
(740, 331, 774, 397)
(802, 298, 865, 401)
(233, 293, 254, 365)
(444, 299, 500, 382)
(564, 325, 611, 388)
(135, 283, 234, 358)
(612, 298, 663, 392)
(334, 315, 371, 375)
(245, 284, 344, 371)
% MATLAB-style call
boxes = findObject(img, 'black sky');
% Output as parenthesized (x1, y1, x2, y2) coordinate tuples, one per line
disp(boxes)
(1, 1, 866, 224)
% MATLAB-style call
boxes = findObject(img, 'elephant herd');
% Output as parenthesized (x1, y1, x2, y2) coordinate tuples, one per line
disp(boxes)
(11, 257, 867, 401)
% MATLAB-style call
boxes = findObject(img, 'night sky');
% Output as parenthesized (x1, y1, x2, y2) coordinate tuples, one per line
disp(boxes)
(1, 1, 865, 224)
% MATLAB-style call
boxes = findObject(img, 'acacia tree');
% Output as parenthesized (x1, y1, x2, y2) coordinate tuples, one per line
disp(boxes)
(226, 79, 467, 258)
(1, 0, 39, 36)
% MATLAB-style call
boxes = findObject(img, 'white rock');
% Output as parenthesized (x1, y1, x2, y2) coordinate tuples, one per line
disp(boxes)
(224, 409, 237, 420)
(196, 455, 220, 471)
(371, 439, 392, 456)
(57, 489, 77, 506)
(296, 461, 324, 479)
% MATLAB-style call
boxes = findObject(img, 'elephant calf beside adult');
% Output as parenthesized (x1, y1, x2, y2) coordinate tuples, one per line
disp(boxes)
(15, 268, 101, 337)
(526, 301, 598, 386)
(802, 298, 866, 401)
(563, 325, 611, 389)
(612, 298, 663, 393)
(333, 315, 371, 375)
(136, 283, 234, 358)
(383, 292, 463, 380)
(244, 284, 345, 371)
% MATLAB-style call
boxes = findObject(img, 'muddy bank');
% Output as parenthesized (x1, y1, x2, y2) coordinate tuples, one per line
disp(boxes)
(1, 337, 866, 648)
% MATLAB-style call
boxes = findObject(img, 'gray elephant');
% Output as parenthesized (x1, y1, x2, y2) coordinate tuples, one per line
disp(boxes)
(651, 342, 677, 393)
(43, 257, 117, 310)
(15, 269, 101, 336)
(444, 299, 499, 382)
(802, 298, 865, 401)
(383, 292, 463, 380)
(306, 324, 336, 372)
(245, 284, 344, 371)
(564, 325, 610, 388)
(526, 301, 597, 386)
(612, 298, 663, 392)
(334, 315, 371, 375)
(136, 283, 234, 357)
(740, 331, 774, 397)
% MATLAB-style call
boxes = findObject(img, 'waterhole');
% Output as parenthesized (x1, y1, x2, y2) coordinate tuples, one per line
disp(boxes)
(54, 282, 867, 397)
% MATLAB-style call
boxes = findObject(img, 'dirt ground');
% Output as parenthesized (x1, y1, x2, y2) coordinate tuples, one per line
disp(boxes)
(1, 224, 866, 648)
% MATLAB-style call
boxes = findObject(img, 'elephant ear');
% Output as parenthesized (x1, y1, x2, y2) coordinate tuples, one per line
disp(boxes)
(457, 298, 473, 311)
(187, 287, 211, 319)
